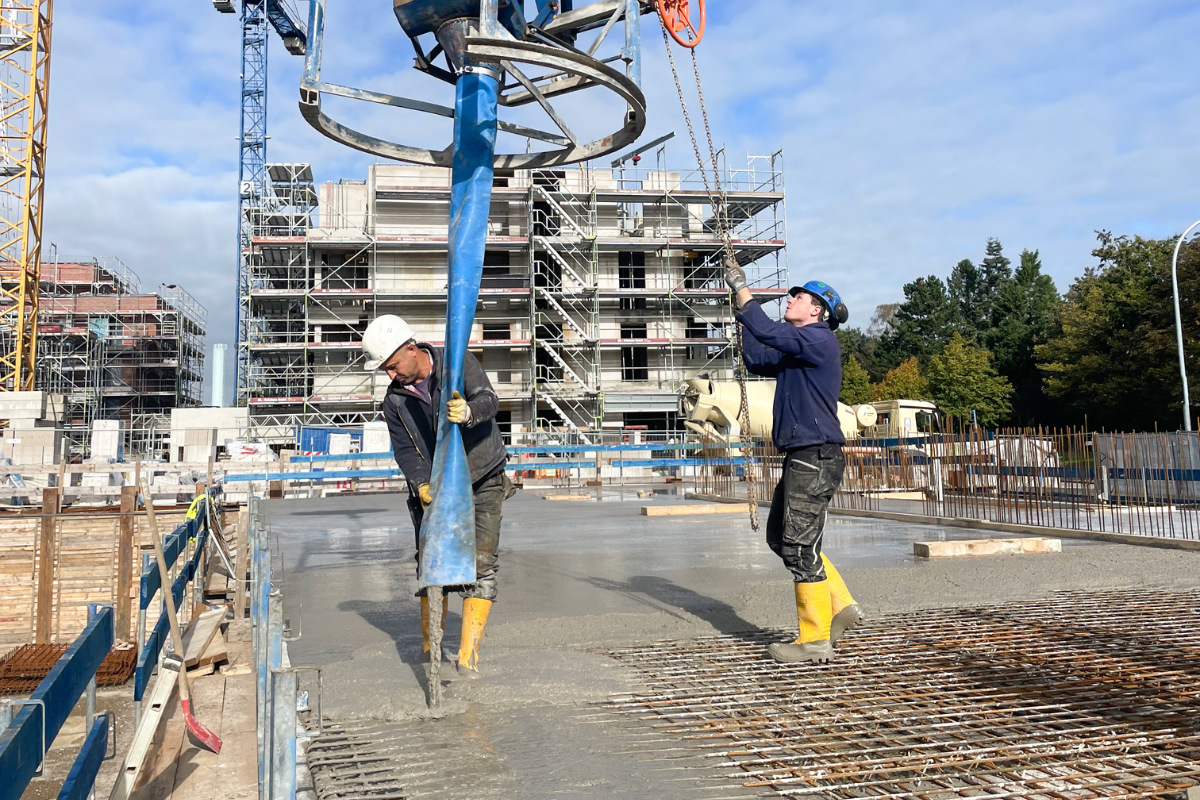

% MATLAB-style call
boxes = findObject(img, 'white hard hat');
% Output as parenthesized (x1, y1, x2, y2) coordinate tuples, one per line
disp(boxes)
(362, 314, 415, 371)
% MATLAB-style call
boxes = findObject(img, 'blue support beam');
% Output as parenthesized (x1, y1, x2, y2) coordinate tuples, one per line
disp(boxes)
(0, 608, 114, 800)
(55, 716, 109, 800)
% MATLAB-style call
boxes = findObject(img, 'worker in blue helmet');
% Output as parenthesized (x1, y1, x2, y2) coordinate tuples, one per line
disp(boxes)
(725, 258, 864, 664)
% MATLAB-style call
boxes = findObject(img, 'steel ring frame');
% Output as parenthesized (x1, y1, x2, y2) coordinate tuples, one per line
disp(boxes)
(298, 0, 646, 168)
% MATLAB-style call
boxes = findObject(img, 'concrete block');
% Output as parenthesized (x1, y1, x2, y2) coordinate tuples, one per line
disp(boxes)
(913, 537, 1062, 558)
(362, 421, 390, 455)
(329, 433, 353, 456)
(90, 419, 123, 461)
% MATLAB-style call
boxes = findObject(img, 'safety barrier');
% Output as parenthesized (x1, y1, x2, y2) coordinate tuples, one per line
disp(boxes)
(248, 493, 321, 800)
(0, 605, 117, 800)
(134, 492, 215, 722)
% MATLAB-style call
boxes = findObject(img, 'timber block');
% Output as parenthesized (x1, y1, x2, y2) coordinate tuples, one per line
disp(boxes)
(542, 494, 592, 501)
(641, 504, 751, 517)
(914, 537, 1063, 558)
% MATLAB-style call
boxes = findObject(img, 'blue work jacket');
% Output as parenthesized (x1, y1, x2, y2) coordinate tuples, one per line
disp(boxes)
(735, 300, 846, 452)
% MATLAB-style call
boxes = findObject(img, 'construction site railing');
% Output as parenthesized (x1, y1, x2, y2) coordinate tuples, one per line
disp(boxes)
(0, 605, 116, 800)
(696, 428, 1200, 541)
(247, 493, 321, 800)
(133, 492, 214, 723)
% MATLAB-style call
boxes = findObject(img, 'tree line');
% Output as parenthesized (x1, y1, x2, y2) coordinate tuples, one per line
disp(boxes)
(834, 231, 1200, 431)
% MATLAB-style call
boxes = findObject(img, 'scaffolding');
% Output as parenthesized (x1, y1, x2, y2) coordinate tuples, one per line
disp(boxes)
(240, 150, 787, 442)
(34, 257, 208, 458)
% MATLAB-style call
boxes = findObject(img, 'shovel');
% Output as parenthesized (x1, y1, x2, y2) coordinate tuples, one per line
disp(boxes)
(141, 479, 223, 754)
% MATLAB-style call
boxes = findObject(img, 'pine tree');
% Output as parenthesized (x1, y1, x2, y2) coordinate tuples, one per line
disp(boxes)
(986, 249, 1060, 422)
(926, 333, 1013, 427)
(948, 258, 987, 341)
(873, 357, 930, 401)
(841, 356, 874, 405)
(875, 276, 959, 369)
(980, 237, 1013, 315)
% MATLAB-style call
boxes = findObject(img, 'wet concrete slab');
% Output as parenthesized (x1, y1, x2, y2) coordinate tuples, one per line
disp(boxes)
(269, 488, 1200, 798)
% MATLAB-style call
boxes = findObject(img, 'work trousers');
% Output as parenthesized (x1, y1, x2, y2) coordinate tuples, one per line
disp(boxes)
(409, 468, 514, 601)
(765, 443, 845, 583)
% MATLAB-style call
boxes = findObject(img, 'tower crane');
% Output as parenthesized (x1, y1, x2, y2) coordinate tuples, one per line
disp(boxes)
(0, 0, 52, 393)
(211, 0, 307, 404)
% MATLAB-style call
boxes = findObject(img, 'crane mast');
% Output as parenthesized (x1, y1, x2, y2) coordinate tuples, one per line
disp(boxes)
(0, 0, 52, 392)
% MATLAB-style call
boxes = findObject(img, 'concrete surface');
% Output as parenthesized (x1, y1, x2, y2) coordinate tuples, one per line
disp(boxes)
(270, 487, 1200, 798)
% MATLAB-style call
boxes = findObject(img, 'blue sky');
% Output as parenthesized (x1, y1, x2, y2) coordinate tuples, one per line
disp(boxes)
(45, 1, 1200, 404)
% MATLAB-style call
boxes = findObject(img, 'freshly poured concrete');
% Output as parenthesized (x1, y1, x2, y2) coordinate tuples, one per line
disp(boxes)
(270, 488, 1200, 798)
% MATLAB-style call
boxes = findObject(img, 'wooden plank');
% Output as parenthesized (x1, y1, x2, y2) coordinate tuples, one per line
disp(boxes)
(34, 487, 61, 644)
(195, 634, 228, 669)
(641, 503, 750, 517)
(181, 609, 225, 668)
(108, 666, 180, 800)
(215, 673, 258, 800)
(233, 508, 248, 620)
(130, 680, 187, 800)
(913, 537, 1063, 558)
(542, 494, 591, 501)
(117, 486, 137, 642)
(168, 674, 227, 800)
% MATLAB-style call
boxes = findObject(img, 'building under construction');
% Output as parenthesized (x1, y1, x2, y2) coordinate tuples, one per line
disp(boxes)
(32, 257, 207, 458)
(240, 155, 788, 442)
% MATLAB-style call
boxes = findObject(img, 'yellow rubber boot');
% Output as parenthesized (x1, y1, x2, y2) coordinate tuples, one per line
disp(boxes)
(457, 597, 493, 673)
(768, 580, 834, 664)
(822, 553, 865, 645)
(420, 593, 448, 659)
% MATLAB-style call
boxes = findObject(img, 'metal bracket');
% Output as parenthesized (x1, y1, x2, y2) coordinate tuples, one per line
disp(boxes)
(103, 712, 118, 761)
(10, 699, 46, 776)
(283, 596, 302, 642)
(277, 665, 323, 736)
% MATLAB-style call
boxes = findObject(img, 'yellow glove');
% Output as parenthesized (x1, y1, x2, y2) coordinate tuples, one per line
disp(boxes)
(418, 483, 433, 507)
(446, 390, 471, 425)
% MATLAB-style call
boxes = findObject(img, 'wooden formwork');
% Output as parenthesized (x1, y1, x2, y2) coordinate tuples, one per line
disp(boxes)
(0, 489, 189, 648)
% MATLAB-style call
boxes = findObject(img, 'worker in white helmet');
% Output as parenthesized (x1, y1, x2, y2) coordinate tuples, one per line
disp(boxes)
(362, 314, 513, 674)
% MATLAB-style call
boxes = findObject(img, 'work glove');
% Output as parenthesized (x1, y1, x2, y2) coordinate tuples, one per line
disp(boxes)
(418, 483, 433, 508)
(724, 255, 748, 294)
(446, 390, 472, 425)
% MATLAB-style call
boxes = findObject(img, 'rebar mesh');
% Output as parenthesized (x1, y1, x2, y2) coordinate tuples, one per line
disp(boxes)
(605, 589, 1200, 799)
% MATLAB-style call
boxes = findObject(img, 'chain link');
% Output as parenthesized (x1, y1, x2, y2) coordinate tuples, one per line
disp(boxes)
(661, 23, 759, 531)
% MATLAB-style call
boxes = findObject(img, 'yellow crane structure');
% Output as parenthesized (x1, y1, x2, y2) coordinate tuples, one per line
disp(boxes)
(0, 0, 51, 392)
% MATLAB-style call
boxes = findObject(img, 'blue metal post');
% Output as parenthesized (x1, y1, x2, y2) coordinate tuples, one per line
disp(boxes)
(236, 0, 269, 406)
(418, 70, 500, 589)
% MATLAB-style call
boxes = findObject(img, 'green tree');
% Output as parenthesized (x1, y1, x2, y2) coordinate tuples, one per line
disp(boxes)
(1036, 231, 1200, 430)
(840, 355, 874, 405)
(926, 333, 1014, 427)
(948, 258, 988, 340)
(985, 249, 1061, 423)
(873, 357, 930, 401)
(836, 327, 879, 378)
(876, 276, 959, 369)
(980, 237, 1013, 309)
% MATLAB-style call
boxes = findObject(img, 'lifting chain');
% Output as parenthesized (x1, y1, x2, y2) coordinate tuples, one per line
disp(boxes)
(661, 24, 759, 531)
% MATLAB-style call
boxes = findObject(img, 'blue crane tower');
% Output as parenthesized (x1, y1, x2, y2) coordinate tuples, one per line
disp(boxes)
(211, 0, 308, 406)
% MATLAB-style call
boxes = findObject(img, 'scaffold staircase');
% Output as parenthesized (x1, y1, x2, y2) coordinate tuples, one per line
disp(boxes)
(529, 171, 602, 440)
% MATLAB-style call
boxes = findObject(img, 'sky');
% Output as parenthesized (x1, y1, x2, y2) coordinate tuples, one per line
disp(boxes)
(44, 1, 1200, 405)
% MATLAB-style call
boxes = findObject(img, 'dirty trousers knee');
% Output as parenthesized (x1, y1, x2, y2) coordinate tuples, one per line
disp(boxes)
(764, 444, 845, 583)
(410, 468, 512, 602)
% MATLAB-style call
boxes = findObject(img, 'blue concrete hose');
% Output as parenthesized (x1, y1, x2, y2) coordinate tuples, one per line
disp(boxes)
(418, 71, 499, 589)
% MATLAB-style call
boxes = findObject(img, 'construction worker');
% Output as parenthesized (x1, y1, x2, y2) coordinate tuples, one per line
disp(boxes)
(725, 263, 864, 663)
(362, 314, 513, 674)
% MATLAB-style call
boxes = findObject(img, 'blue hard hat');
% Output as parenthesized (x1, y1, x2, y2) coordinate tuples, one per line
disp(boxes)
(789, 281, 849, 329)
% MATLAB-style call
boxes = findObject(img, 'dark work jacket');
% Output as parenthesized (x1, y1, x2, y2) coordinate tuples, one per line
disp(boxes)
(735, 300, 846, 452)
(382, 344, 508, 492)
